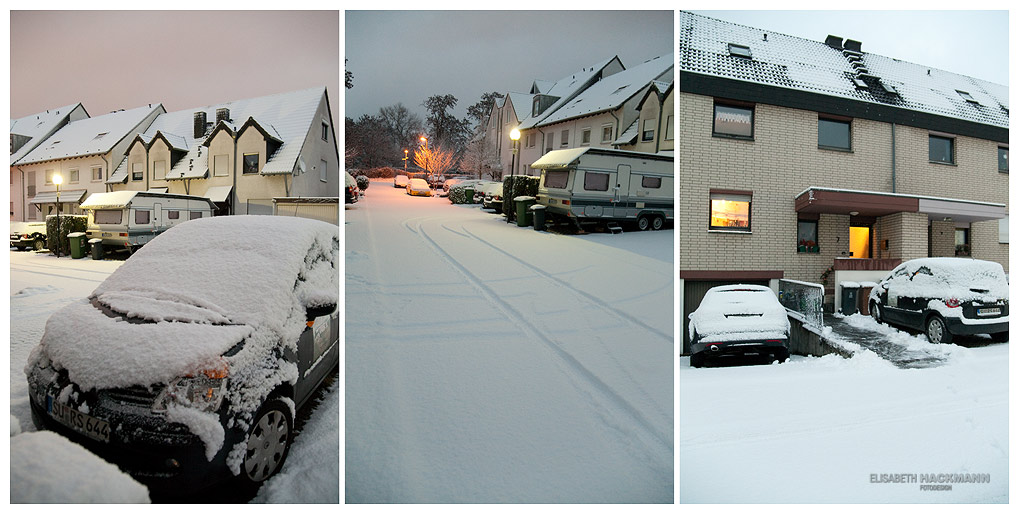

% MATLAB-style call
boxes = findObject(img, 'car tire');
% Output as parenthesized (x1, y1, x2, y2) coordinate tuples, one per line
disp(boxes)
(33, 239, 45, 251)
(772, 347, 790, 363)
(991, 331, 1009, 342)
(651, 215, 665, 231)
(870, 302, 882, 323)
(637, 215, 651, 231)
(690, 352, 705, 368)
(925, 315, 954, 344)
(240, 397, 293, 486)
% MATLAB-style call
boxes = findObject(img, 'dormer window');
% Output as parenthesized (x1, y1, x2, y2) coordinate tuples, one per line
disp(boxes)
(532, 97, 541, 117)
(956, 90, 979, 104)
(728, 43, 752, 59)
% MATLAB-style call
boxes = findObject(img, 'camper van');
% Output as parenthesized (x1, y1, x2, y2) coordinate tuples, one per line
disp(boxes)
(532, 147, 674, 231)
(81, 191, 216, 250)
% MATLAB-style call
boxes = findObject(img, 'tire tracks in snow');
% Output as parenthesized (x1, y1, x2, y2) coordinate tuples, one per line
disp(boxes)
(413, 219, 674, 460)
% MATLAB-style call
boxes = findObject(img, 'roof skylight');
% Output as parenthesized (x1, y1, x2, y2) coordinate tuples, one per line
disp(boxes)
(956, 90, 979, 104)
(727, 43, 752, 59)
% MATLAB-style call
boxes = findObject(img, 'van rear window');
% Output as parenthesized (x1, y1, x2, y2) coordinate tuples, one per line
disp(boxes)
(93, 210, 122, 225)
(544, 170, 569, 189)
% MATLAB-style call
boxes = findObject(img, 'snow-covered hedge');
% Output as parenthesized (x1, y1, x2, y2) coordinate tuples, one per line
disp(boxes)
(448, 184, 475, 204)
(356, 175, 369, 192)
(45, 214, 87, 256)
(502, 175, 539, 222)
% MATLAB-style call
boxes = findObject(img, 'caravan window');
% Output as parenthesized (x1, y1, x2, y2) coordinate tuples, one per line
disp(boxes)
(544, 170, 569, 189)
(641, 176, 662, 189)
(583, 172, 609, 192)
(93, 210, 122, 225)
(135, 210, 150, 225)
(167, 210, 180, 220)
(190, 211, 203, 220)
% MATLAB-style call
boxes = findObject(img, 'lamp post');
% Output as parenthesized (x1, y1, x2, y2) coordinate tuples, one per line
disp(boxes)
(419, 136, 430, 187)
(53, 173, 62, 257)
(507, 128, 521, 223)
(403, 149, 408, 173)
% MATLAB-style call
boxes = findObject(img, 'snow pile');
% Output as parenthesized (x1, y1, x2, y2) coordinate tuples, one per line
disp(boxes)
(689, 284, 790, 342)
(165, 405, 226, 461)
(96, 290, 231, 324)
(10, 431, 151, 503)
(11, 415, 22, 436)
(841, 313, 970, 362)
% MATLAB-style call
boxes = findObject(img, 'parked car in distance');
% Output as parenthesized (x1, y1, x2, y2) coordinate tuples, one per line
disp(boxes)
(869, 257, 1009, 344)
(10, 221, 47, 251)
(26, 215, 339, 498)
(407, 178, 432, 197)
(688, 284, 791, 367)
(345, 172, 359, 204)
(471, 181, 499, 204)
(394, 175, 410, 188)
(441, 178, 464, 196)
(480, 182, 505, 212)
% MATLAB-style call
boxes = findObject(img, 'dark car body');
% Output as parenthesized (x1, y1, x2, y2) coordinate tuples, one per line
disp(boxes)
(26, 215, 339, 497)
(345, 172, 359, 204)
(687, 284, 791, 367)
(869, 257, 1009, 344)
(10, 221, 47, 251)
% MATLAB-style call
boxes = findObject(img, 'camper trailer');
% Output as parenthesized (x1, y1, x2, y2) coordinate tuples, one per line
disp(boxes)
(532, 147, 674, 231)
(81, 191, 216, 250)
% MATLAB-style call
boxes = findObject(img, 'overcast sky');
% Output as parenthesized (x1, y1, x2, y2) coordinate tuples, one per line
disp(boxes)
(9, 11, 339, 128)
(691, 10, 1009, 87)
(344, 11, 674, 121)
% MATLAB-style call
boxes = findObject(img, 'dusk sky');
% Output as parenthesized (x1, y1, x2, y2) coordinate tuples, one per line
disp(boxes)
(344, 11, 674, 121)
(9, 11, 339, 128)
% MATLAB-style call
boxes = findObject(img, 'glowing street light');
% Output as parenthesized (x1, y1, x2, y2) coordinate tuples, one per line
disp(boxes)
(53, 173, 63, 257)
(507, 128, 521, 223)
(403, 149, 409, 172)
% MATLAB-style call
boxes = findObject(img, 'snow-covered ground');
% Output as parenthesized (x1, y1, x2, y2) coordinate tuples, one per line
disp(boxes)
(8, 248, 337, 503)
(344, 181, 675, 503)
(681, 316, 1008, 503)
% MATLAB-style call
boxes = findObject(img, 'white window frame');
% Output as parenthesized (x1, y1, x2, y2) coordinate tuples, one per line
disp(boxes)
(213, 154, 229, 177)
(45, 169, 54, 185)
(91, 166, 103, 182)
(153, 160, 166, 181)
(601, 125, 613, 143)
(69, 168, 79, 184)
(642, 118, 656, 142)
(320, 159, 328, 183)
(132, 162, 144, 181)
(560, 129, 569, 148)
(665, 115, 674, 141)
(581, 128, 591, 146)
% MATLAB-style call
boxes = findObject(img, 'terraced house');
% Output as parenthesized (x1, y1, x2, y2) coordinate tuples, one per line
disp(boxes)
(10, 103, 89, 221)
(679, 12, 1009, 350)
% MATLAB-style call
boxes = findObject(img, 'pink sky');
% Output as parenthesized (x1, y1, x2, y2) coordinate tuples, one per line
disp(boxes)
(10, 10, 339, 127)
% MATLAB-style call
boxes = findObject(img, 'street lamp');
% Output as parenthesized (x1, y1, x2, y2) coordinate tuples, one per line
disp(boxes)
(53, 173, 63, 257)
(507, 128, 521, 223)
(403, 149, 408, 173)
(419, 136, 431, 188)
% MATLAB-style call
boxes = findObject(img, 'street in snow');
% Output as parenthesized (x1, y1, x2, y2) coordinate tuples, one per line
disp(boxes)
(344, 181, 675, 503)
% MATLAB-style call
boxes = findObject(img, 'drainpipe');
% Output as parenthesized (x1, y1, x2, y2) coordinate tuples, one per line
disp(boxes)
(100, 155, 111, 192)
(17, 166, 25, 220)
(231, 135, 238, 215)
(608, 111, 620, 146)
(891, 123, 896, 193)
(655, 95, 665, 153)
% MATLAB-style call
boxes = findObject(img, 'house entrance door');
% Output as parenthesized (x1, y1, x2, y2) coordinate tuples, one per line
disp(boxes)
(849, 226, 871, 258)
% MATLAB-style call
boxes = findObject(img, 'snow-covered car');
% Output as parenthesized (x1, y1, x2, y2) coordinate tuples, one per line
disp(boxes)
(440, 178, 464, 196)
(345, 172, 359, 204)
(406, 178, 432, 197)
(869, 257, 1009, 344)
(394, 175, 410, 188)
(472, 181, 498, 203)
(26, 215, 339, 497)
(687, 284, 791, 367)
(10, 221, 48, 251)
(480, 182, 505, 212)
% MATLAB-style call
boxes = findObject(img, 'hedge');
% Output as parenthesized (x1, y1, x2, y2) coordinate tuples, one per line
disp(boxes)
(501, 175, 539, 223)
(46, 214, 87, 256)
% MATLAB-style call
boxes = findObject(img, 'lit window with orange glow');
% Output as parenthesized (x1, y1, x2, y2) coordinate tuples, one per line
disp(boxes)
(709, 193, 751, 231)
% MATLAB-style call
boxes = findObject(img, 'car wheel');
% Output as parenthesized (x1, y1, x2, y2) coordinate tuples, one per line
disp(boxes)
(773, 347, 790, 363)
(991, 331, 1009, 342)
(690, 352, 705, 368)
(870, 302, 882, 323)
(33, 239, 45, 251)
(637, 215, 651, 231)
(925, 315, 954, 344)
(651, 215, 664, 231)
(241, 398, 293, 485)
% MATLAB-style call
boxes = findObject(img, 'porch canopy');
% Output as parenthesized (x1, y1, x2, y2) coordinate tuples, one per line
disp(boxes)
(795, 187, 1007, 224)
(28, 189, 88, 205)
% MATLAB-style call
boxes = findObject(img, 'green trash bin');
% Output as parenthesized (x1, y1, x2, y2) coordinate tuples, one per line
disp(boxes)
(89, 238, 104, 260)
(67, 232, 87, 259)
(515, 196, 536, 227)
(463, 187, 475, 204)
(531, 204, 546, 231)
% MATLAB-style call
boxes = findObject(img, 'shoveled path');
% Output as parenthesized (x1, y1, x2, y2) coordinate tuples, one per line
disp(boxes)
(821, 314, 949, 369)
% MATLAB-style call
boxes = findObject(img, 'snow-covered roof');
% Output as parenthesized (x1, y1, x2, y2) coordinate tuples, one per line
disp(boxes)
(536, 54, 674, 127)
(79, 191, 141, 210)
(519, 56, 622, 130)
(17, 104, 162, 165)
(10, 103, 84, 165)
(530, 147, 592, 169)
(505, 92, 537, 125)
(108, 87, 327, 183)
(203, 185, 233, 203)
(613, 118, 640, 145)
(681, 12, 1008, 129)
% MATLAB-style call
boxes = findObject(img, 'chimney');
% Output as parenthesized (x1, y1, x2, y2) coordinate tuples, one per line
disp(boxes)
(844, 39, 862, 53)
(194, 111, 207, 138)
(216, 108, 231, 125)
(824, 35, 843, 49)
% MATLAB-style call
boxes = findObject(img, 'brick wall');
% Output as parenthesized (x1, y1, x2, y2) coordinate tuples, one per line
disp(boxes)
(929, 220, 956, 257)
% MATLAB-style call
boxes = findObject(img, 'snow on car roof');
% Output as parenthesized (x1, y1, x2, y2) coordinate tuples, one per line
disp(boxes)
(689, 285, 790, 340)
(887, 257, 1008, 300)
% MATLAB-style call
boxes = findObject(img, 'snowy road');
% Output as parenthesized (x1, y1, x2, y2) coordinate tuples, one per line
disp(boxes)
(344, 181, 675, 503)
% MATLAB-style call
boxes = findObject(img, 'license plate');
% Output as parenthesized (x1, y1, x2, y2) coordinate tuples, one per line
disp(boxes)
(47, 396, 111, 443)
(978, 308, 1002, 316)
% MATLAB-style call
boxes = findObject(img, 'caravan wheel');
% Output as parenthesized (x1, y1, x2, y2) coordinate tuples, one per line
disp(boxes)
(637, 215, 651, 231)
(651, 215, 664, 231)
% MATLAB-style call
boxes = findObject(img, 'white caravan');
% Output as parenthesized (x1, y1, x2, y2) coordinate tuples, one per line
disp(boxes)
(81, 191, 216, 250)
(532, 147, 674, 231)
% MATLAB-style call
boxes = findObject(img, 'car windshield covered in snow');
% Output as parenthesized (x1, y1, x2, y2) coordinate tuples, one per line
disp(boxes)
(26, 215, 339, 498)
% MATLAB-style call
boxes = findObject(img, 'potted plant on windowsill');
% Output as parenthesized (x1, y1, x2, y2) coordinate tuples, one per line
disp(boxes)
(798, 238, 807, 253)
(806, 240, 819, 253)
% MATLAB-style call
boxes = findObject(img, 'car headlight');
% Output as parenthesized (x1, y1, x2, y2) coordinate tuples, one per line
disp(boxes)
(152, 361, 229, 413)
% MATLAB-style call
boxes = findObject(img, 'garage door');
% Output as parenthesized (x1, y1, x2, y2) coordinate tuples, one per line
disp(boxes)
(681, 279, 770, 355)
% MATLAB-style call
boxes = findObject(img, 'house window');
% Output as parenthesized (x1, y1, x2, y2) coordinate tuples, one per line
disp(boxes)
(135, 209, 150, 225)
(190, 211, 203, 220)
(243, 154, 259, 174)
(320, 159, 328, 183)
(45, 170, 54, 185)
(602, 125, 614, 143)
(69, 169, 79, 183)
(583, 172, 609, 191)
(709, 192, 751, 231)
(818, 116, 851, 150)
(153, 160, 166, 181)
(321, 121, 329, 141)
(641, 176, 662, 188)
(544, 170, 569, 189)
(544, 135, 553, 153)
(27, 171, 36, 197)
(999, 147, 1008, 172)
(132, 162, 144, 181)
(213, 154, 229, 177)
(526, 133, 536, 148)
(713, 102, 754, 138)
(957, 90, 979, 104)
(642, 119, 656, 142)
(560, 130, 569, 148)
(797, 220, 819, 252)
(955, 228, 970, 256)
(581, 128, 591, 145)
(167, 210, 180, 220)
(929, 135, 955, 164)
(91, 166, 103, 182)
(665, 115, 674, 141)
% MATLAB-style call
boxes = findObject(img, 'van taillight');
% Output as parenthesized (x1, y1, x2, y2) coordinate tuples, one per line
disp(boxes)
(120, 233, 128, 237)
(562, 200, 570, 205)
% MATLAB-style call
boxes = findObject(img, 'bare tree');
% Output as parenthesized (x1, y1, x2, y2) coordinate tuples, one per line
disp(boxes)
(379, 103, 424, 161)
(459, 136, 487, 178)
(413, 145, 460, 180)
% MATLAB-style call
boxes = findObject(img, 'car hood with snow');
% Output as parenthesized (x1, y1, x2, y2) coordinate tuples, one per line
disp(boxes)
(689, 285, 791, 343)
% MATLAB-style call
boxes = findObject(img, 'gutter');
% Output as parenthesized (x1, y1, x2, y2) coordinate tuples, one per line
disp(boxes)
(232, 134, 238, 215)
(891, 123, 896, 193)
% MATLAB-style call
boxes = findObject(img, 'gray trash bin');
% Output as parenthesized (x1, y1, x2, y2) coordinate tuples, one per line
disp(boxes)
(89, 238, 104, 260)
(840, 282, 860, 315)
(531, 204, 546, 231)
